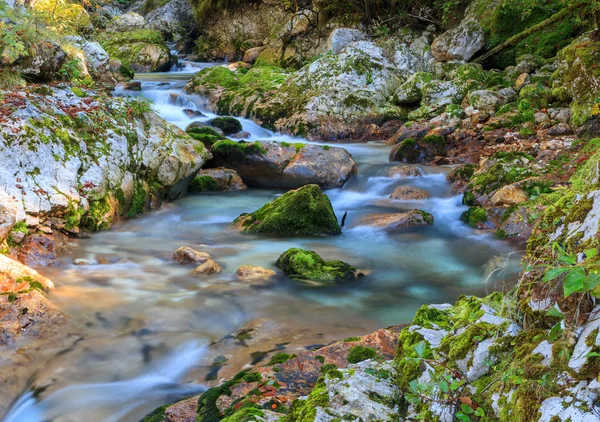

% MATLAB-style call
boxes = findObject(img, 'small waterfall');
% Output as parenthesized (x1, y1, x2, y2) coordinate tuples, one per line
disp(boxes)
(3, 341, 208, 422)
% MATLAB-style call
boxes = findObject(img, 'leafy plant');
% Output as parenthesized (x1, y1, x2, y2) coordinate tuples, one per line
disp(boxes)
(541, 243, 600, 298)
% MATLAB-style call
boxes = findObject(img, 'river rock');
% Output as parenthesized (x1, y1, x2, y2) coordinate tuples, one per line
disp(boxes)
(99, 28, 171, 72)
(185, 31, 434, 140)
(193, 259, 222, 275)
(235, 265, 276, 281)
(276, 248, 359, 284)
(142, 0, 195, 41)
(106, 12, 147, 32)
(0, 192, 18, 243)
(123, 81, 142, 91)
(13, 40, 67, 82)
(234, 185, 341, 236)
(0, 86, 209, 262)
(208, 117, 243, 135)
(469, 90, 505, 114)
(327, 28, 367, 54)
(173, 246, 211, 264)
(361, 210, 434, 231)
(0, 254, 54, 346)
(243, 46, 266, 64)
(389, 136, 446, 163)
(387, 166, 422, 178)
(386, 122, 431, 145)
(390, 186, 430, 200)
(431, 19, 485, 62)
(191, 168, 247, 192)
(490, 185, 529, 206)
(186, 121, 225, 137)
(210, 141, 356, 189)
(64, 36, 115, 84)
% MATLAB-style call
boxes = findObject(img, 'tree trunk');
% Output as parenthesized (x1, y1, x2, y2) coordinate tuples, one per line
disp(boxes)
(473, 6, 573, 65)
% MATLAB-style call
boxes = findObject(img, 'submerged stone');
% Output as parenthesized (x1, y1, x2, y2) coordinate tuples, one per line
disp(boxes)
(234, 185, 341, 236)
(276, 248, 359, 284)
(361, 210, 434, 231)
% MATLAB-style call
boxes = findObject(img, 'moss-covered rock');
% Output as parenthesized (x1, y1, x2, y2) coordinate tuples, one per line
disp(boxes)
(99, 29, 171, 72)
(276, 248, 359, 283)
(234, 185, 341, 236)
(207, 117, 243, 135)
(552, 33, 600, 128)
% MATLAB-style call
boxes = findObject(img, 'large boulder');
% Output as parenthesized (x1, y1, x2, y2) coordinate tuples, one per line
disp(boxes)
(13, 41, 67, 82)
(106, 12, 147, 32)
(210, 141, 356, 189)
(552, 33, 600, 127)
(185, 31, 435, 140)
(327, 28, 367, 54)
(234, 185, 341, 236)
(142, 0, 194, 41)
(0, 86, 209, 258)
(64, 36, 115, 84)
(276, 248, 359, 284)
(99, 29, 171, 72)
(431, 19, 485, 62)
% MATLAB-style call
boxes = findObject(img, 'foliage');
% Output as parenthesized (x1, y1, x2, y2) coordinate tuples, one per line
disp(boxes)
(540, 244, 600, 298)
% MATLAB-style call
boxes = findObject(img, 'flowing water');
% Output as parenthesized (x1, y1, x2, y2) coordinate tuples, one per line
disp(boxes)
(1, 64, 523, 421)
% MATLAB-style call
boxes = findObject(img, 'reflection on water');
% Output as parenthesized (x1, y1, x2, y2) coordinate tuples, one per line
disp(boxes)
(1, 65, 523, 421)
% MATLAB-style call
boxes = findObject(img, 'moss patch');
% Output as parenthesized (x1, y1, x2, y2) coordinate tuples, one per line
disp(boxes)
(276, 248, 357, 284)
(234, 185, 341, 236)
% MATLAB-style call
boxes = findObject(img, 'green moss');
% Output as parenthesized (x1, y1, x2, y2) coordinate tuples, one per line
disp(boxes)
(142, 404, 169, 422)
(347, 346, 378, 364)
(283, 377, 330, 422)
(128, 180, 147, 218)
(413, 304, 452, 329)
(461, 206, 488, 227)
(81, 196, 113, 231)
(208, 117, 242, 135)
(319, 363, 338, 374)
(190, 175, 219, 193)
(267, 353, 296, 366)
(422, 134, 445, 147)
(99, 29, 169, 71)
(71, 86, 86, 98)
(276, 248, 357, 284)
(438, 323, 493, 361)
(235, 185, 341, 236)
(343, 336, 361, 342)
(220, 406, 265, 422)
(212, 140, 266, 157)
(394, 329, 430, 390)
(242, 372, 262, 383)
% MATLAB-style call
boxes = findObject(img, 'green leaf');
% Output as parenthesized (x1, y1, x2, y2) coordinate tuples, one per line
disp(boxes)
(585, 248, 598, 259)
(439, 380, 449, 393)
(475, 407, 485, 416)
(564, 267, 587, 297)
(461, 403, 474, 414)
(450, 380, 462, 390)
(414, 341, 427, 358)
(586, 352, 600, 358)
(558, 255, 577, 265)
(585, 273, 600, 292)
(546, 307, 564, 318)
(455, 413, 470, 422)
(542, 267, 569, 283)
(548, 322, 563, 343)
